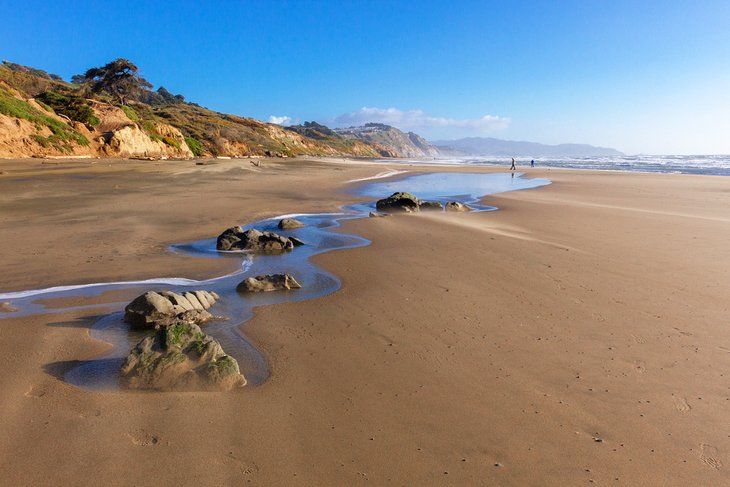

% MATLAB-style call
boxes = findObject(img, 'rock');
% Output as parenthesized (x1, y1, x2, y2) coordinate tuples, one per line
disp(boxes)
(369, 211, 390, 218)
(237, 274, 302, 293)
(445, 201, 472, 212)
(0, 301, 18, 313)
(420, 200, 444, 211)
(375, 192, 420, 213)
(120, 322, 246, 391)
(216, 227, 294, 252)
(124, 290, 218, 328)
(289, 236, 306, 247)
(278, 218, 304, 229)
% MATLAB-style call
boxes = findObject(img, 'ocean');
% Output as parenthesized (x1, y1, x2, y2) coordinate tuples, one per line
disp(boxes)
(401, 154, 730, 176)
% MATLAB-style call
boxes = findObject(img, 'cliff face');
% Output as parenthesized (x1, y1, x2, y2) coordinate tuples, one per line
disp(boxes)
(0, 81, 194, 159)
(334, 123, 441, 159)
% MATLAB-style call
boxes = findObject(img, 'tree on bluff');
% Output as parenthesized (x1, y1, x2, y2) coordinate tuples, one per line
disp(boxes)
(77, 58, 152, 106)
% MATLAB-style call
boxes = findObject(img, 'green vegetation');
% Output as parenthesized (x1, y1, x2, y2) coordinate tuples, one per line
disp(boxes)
(120, 104, 139, 122)
(185, 136, 204, 156)
(0, 86, 88, 151)
(36, 91, 98, 128)
(164, 322, 190, 349)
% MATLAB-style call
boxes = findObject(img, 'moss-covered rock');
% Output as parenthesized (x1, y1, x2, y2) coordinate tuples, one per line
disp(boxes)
(120, 322, 246, 391)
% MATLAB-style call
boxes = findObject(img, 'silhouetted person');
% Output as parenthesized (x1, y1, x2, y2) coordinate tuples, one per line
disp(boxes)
(510, 157, 516, 170)
(531, 159, 535, 167)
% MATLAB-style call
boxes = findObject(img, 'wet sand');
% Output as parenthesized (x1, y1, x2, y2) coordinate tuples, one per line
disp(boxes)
(0, 158, 729, 485)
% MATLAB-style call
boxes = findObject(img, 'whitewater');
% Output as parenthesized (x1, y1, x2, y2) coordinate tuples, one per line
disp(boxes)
(393, 154, 730, 176)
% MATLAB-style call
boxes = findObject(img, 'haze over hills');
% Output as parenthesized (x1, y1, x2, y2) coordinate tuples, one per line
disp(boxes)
(333, 123, 441, 158)
(434, 137, 623, 157)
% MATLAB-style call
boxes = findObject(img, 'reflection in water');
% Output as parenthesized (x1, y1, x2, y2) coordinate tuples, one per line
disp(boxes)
(0, 172, 550, 391)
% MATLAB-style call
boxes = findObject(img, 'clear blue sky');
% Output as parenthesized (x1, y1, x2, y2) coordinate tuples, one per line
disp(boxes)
(2, 0, 729, 154)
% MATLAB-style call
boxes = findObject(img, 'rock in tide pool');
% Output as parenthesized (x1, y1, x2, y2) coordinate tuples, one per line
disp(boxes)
(419, 200, 444, 211)
(217, 227, 294, 252)
(0, 301, 18, 313)
(237, 274, 302, 293)
(120, 322, 246, 391)
(445, 201, 472, 212)
(278, 218, 304, 230)
(375, 192, 420, 213)
(124, 290, 219, 328)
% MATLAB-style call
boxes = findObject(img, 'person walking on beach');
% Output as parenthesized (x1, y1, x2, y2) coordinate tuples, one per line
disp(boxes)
(510, 157, 516, 171)
(531, 159, 535, 167)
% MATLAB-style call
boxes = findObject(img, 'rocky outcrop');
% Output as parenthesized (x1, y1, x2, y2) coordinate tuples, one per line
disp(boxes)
(100, 123, 193, 159)
(445, 201, 472, 212)
(124, 290, 219, 328)
(216, 227, 295, 252)
(120, 322, 246, 391)
(278, 218, 304, 230)
(375, 192, 421, 213)
(237, 274, 302, 293)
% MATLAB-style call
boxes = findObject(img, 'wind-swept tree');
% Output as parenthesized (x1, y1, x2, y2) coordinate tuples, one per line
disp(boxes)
(76, 58, 152, 105)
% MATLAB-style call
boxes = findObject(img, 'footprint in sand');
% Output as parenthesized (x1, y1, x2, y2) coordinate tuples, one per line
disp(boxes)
(631, 334, 647, 344)
(633, 361, 647, 373)
(672, 395, 691, 413)
(127, 432, 160, 447)
(24, 386, 46, 398)
(700, 444, 722, 469)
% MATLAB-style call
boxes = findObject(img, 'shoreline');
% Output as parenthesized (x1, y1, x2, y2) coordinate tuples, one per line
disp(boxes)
(1, 158, 729, 485)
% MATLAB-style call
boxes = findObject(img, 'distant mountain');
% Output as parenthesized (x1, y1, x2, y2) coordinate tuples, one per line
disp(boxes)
(335, 123, 441, 159)
(433, 137, 623, 157)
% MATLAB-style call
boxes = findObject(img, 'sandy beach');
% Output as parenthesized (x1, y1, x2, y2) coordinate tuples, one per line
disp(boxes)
(0, 157, 729, 485)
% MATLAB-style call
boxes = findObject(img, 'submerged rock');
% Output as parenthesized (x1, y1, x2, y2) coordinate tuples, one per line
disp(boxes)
(0, 301, 18, 313)
(124, 290, 219, 328)
(375, 192, 421, 213)
(217, 227, 294, 252)
(289, 236, 306, 247)
(237, 274, 302, 293)
(120, 322, 246, 391)
(445, 201, 472, 212)
(278, 218, 304, 230)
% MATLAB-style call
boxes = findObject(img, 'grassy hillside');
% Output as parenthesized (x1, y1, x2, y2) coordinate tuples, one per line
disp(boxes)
(0, 59, 417, 159)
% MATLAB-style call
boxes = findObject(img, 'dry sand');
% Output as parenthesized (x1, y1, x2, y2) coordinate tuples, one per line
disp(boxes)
(0, 158, 729, 485)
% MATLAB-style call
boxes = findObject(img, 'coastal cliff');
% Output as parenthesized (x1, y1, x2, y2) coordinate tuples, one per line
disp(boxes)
(0, 60, 441, 160)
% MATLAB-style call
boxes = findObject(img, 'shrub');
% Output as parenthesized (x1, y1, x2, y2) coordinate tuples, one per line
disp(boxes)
(184, 136, 204, 156)
(36, 91, 98, 128)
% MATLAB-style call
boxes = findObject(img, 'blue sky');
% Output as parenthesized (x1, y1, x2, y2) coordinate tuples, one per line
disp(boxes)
(2, 0, 729, 154)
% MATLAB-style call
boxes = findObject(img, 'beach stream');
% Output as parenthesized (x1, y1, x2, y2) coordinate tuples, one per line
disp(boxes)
(0, 172, 549, 391)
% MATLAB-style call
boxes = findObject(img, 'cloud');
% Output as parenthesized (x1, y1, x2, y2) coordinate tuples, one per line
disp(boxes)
(268, 115, 293, 126)
(333, 107, 510, 134)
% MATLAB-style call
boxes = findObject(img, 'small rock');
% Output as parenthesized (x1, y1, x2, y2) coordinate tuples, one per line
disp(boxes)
(445, 201, 472, 212)
(375, 192, 420, 213)
(278, 218, 304, 230)
(124, 290, 218, 328)
(368, 211, 390, 218)
(289, 236, 306, 246)
(419, 200, 444, 211)
(237, 274, 302, 293)
(0, 301, 18, 313)
(216, 227, 294, 252)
